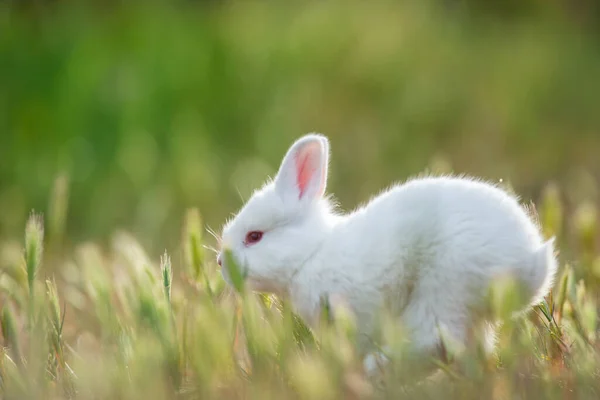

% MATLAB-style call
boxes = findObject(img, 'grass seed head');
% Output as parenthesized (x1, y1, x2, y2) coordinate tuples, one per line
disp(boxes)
(25, 211, 44, 295)
(160, 250, 173, 304)
(184, 208, 205, 281)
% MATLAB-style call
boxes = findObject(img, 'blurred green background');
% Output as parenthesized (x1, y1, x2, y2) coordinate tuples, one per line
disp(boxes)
(2, 0, 600, 255)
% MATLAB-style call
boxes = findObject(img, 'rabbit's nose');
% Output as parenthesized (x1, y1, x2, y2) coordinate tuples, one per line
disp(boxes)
(217, 254, 222, 267)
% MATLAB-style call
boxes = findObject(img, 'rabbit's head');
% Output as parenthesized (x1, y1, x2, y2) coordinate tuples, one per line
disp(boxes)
(218, 134, 335, 293)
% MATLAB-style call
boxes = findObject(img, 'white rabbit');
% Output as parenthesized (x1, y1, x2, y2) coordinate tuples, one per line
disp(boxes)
(217, 133, 558, 377)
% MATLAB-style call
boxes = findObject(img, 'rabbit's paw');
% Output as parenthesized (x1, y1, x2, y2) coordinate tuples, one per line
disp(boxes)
(363, 350, 390, 378)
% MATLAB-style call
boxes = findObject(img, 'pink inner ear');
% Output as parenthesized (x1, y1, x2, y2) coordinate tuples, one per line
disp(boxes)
(295, 142, 321, 199)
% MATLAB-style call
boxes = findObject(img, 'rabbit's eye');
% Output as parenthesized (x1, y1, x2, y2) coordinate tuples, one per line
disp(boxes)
(245, 231, 263, 245)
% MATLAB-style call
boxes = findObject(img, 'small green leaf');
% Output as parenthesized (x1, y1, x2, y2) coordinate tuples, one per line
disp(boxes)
(223, 249, 246, 294)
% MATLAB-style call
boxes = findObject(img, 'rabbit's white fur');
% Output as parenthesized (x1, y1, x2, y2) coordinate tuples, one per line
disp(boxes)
(218, 133, 558, 376)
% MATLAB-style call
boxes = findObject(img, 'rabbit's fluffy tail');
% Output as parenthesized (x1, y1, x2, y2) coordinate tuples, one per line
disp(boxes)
(525, 238, 559, 306)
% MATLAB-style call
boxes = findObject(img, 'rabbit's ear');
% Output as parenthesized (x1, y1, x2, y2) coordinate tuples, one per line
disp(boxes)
(275, 134, 329, 203)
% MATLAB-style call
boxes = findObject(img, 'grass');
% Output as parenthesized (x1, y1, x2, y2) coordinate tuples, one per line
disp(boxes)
(2, 1, 600, 399)
(1, 176, 600, 400)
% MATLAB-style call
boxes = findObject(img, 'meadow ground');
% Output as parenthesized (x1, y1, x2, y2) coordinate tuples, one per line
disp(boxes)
(2, 1, 600, 399)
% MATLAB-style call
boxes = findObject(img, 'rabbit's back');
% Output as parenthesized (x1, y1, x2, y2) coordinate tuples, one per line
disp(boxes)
(342, 176, 547, 297)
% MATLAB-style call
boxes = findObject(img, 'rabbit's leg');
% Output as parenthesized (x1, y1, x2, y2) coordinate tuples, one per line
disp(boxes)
(363, 283, 470, 378)
(363, 345, 392, 377)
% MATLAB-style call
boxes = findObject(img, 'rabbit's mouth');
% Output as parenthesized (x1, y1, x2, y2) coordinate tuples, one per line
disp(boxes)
(220, 262, 248, 287)
(218, 254, 286, 295)
(221, 267, 286, 295)
(220, 266, 233, 286)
